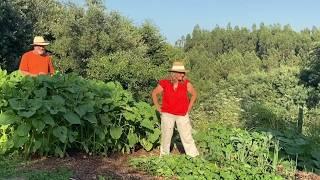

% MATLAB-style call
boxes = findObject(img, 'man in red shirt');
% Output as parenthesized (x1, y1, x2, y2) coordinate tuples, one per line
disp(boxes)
(19, 36, 55, 76)
(152, 61, 199, 157)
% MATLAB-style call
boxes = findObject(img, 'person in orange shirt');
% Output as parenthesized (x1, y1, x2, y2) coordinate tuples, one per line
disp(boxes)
(19, 36, 55, 76)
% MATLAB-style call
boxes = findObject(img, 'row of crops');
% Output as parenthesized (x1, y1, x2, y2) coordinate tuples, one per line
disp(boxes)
(130, 126, 296, 179)
(0, 70, 160, 157)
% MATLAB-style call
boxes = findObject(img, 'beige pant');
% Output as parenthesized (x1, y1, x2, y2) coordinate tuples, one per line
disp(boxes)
(160, 112, 199, 157)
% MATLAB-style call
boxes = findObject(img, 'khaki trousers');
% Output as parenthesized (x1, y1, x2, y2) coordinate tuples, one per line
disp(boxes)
(160, 112, 199, 157)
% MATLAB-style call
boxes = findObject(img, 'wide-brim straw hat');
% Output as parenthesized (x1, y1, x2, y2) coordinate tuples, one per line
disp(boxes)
(169, 61, 189, 73)
(30, 36, 50, 46)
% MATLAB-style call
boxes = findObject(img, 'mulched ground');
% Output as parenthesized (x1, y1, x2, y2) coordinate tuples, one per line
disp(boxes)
(296, 171, 320, 180)
(19, 148, 320, 180)
(21, 149, 164, 180)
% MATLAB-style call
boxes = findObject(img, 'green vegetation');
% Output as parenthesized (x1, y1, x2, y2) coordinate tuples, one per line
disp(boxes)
(0, 155, 72, 180)
(0, 70, 160, 157)
(2, 0, 320, 178)
(130, 126, 295, 179)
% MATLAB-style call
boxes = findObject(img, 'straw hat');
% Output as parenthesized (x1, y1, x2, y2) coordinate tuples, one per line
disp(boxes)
(30, 36, 50, 46)
(169, 61, 189, 73)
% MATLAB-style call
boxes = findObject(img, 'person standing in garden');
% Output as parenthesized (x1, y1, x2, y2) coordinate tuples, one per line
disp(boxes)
(19, 36, 55, 76)
(152, 61, 199, 157)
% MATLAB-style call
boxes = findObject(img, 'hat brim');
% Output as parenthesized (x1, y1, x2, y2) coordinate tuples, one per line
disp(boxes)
(169, 70, 189, 73)
(31, 42, 50, 46)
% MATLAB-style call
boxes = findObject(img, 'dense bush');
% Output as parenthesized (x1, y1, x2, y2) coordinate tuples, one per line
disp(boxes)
(191, 66, 308, 131)
(86, 51, 166, 101)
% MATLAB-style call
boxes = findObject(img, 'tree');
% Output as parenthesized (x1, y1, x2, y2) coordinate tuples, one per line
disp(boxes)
(0, 0, 32, 71)
(139, 21, 169, 66)
(87, 51, 164, 101)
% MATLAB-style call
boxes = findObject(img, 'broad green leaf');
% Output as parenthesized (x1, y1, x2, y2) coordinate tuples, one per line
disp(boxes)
(37, 75, 51, 82)
(74, 105, 87, 117)
(52, 95, 65, 105)
(127, 132, 138, 147)
(83, 113, 97, 124)
(14, 136, 29, 148)
(18, 110, 36, 118)
(140, 138, 153, 151)
(63, 111, 81, 124)
(123, 111, 137, 121)
(53, 126, 68, 143)
(95, 128, 105, 140)
(55, 146, 64, 158)
(46, 104, 66, 115)
(0, 100, 8, 109)
(8, 98, 25, 110)
(32, 119, 45, 132)
(140, 119, 154, 130)
(103, 105, 115, 112)
(32, 140, 42, 152)
(147, 129, 161, 143)
(47, 106, 59, 115)
(110, 127, 123, 140)
(34, 87, 47, 98)
(29, 98, 42, 111)
(75, 104, 94, 117)
(99, 114, 113, 126)
(136, 102, 154, 118)
(65, 87, 76, 93)
(0, 134, 9, 153)
(43, 115, 55, 126)
(0, 138, 14, 154)
(68, 131, 78, 143)
(16, 123, 31, 136)
(0, 112, 21, 125)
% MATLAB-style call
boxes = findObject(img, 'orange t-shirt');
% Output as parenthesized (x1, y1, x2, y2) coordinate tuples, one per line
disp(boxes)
(19, 51, 55, 75)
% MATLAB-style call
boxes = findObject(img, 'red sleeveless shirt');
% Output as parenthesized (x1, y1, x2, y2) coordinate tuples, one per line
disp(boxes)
(159, 79, 189, 116)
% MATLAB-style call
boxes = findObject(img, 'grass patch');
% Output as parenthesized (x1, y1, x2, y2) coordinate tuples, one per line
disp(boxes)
(0, 155, 72, 180)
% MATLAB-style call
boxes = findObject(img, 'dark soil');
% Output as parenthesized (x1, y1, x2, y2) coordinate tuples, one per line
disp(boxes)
(20, 148, 320, 180)
(21, 149, 163, 180)
(295, 171, 320, 180)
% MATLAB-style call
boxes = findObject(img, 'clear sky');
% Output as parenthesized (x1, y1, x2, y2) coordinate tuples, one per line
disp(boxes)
(70, 0, 320, 44)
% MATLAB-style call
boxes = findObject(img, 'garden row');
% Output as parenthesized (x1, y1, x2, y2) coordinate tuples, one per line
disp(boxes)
(0, 69, 160, 157)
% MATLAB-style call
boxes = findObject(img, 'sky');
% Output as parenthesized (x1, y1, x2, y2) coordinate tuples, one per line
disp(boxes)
(70, 0, 320, 44)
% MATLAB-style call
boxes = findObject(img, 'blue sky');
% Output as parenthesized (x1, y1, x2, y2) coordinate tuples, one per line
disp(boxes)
(70, 0, 320, 44)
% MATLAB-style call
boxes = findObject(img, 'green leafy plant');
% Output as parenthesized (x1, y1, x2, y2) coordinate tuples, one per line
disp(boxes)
(130, 125, 295, 179)
(0, 70, 160, 157)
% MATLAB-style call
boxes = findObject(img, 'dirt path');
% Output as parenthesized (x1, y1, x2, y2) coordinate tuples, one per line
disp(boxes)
(22, 149, 162, 180)
(21, 149, 320, 180)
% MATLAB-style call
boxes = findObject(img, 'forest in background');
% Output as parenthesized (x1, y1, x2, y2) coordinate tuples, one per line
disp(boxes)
(2, 0, 320, 178)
